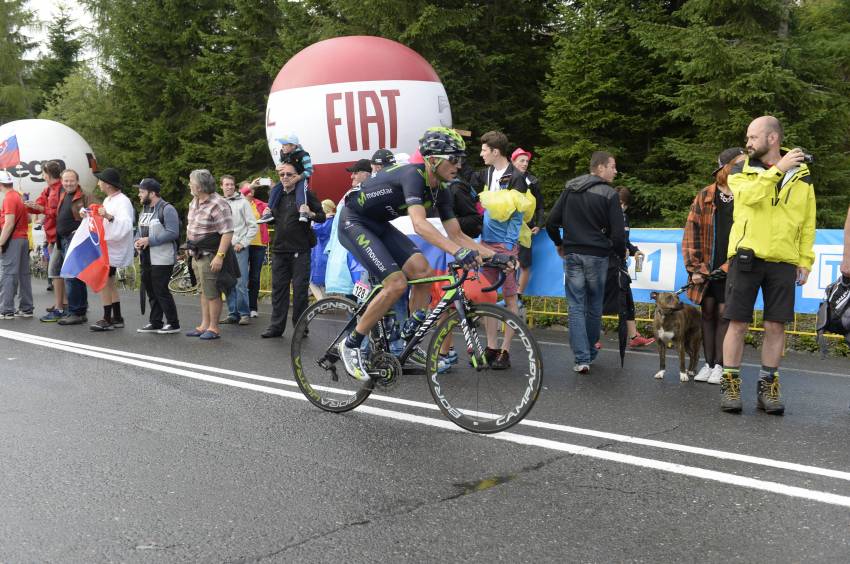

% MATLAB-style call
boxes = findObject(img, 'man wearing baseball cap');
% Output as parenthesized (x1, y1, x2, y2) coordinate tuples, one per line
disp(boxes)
(134, 178, 181, 334)
(347, 159, 372, 186)
(0, 170, 33, 319)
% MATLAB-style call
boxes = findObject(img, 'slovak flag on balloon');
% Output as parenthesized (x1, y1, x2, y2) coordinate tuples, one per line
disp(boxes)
(0, 135, 20, 168)
(60, 204, 110, 292)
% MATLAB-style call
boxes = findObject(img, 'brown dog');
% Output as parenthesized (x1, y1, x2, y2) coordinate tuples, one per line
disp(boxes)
(649, 291, 702, 382)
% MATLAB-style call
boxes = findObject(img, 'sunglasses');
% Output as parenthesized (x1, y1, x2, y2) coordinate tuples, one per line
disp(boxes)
(279, 172, 298, 178)
(434, 155, 464, 165)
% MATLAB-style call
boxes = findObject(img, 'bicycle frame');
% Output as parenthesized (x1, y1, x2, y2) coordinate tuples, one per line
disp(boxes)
(320, 268, 488, 371)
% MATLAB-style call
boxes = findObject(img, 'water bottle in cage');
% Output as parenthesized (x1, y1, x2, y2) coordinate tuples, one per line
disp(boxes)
(401, 309, 427, 342)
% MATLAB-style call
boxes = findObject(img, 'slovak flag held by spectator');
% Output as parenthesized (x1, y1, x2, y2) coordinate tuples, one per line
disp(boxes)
(60, 204, 111, 292)
(0, 135, 21, 169)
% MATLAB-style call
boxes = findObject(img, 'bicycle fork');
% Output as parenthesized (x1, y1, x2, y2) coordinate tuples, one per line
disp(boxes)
(454, 300, 488, 371)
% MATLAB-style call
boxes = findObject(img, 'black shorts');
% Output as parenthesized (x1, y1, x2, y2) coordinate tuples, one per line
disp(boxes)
(337, 206, 421, 282)
(518, 245, 532, 268)
(723, 256, 796, 323)
(108, 266, 117, 277)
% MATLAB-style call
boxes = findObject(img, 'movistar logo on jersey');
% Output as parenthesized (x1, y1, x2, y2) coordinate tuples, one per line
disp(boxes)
(356, 234, 370, 248)
(358, 191, 366, 206)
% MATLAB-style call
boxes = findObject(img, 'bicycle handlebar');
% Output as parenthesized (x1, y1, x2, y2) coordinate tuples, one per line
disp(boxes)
(443, 258, 512, 293)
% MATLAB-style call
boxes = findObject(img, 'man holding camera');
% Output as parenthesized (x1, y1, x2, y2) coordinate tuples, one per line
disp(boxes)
(720, 116, 816, 415)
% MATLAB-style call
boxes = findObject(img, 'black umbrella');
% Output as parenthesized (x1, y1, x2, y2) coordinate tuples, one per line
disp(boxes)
(139, 279, 146, 315)
(616, 264, 631, 367)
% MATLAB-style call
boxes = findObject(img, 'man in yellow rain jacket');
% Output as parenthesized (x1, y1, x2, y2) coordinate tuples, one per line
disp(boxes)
(720, 115, 816, 416)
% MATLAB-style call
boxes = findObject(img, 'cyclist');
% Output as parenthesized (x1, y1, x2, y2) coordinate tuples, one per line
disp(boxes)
(337, 127, 514, 381)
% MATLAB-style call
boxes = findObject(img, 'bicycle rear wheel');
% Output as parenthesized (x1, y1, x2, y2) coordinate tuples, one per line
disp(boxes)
(168, 267, 198, 294)
(291, 296, 373, 412)
(426, 303, 543, 433)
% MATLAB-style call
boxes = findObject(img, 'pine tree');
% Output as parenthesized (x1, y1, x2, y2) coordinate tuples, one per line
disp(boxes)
(187, 0, 284, 182)
(536, 0, 682, 222)
(0, 0, 36, 123)
(636, 0, 850, 226)
(29, 6, 83, 115)
(82, 0, 222, 210)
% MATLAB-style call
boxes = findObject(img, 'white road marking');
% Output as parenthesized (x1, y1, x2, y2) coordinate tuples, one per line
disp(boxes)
(5, 329, 850, 485)
(4, 329, 850, 508)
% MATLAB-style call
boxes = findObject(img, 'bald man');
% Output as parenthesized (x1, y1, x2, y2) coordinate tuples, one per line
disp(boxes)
(719, 115, 816, 415)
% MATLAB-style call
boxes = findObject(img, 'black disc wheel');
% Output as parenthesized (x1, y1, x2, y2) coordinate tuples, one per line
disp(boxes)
(426, 303, 543, 433)
(291, 296, 373, 412)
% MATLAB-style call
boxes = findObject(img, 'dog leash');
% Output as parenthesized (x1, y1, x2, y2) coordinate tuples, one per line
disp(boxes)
(673, 268, 727, 296)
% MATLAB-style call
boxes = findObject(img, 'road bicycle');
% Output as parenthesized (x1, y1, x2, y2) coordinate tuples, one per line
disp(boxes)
(290, 258, 544, 434)
(168, 250, 198, 294)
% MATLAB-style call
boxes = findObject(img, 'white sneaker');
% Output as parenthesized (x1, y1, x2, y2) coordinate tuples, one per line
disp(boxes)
(250, 310, 258, 318)
(707, 364, 724, 385)
(694, 363, 712, 382)
(337, 340, 370, 382)
(573, 364, 590, 374)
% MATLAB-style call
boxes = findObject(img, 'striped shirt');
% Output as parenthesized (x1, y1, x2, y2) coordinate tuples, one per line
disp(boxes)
(187, 192, 233, 241)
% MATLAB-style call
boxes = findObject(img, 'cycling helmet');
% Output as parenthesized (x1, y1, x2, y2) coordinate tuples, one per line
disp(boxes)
(419, 127, 466, 157)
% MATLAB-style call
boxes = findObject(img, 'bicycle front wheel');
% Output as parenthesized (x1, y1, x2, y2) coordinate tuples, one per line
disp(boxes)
(426, 303, 543, 433)
(291, 296, 373, 413)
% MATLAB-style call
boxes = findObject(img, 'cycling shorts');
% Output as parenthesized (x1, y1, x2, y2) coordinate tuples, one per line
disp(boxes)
(338, 206, 421, 282)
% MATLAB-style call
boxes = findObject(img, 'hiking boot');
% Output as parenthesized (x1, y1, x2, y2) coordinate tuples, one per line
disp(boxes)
(337, 341, 370, 382)
(491, 350, 511, 370)
(220, 316, 239, 324)
(90, 319, 114, 331)
(238, 316, 250, 326)
(720, 372, 743, 413)
(757, 374, 785, 415)
(40, 309, 64, 322)
(58, 314, 87, 326)
(112, 317, 125, 329)
(629, 333, 655, 348)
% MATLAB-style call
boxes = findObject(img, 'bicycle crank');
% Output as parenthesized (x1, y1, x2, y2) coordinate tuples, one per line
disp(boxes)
(369, 352, 402, 390)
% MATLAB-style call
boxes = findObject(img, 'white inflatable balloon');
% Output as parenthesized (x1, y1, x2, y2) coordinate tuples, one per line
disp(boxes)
(0, 119, 99, 196)
(265, 36, 452, 201)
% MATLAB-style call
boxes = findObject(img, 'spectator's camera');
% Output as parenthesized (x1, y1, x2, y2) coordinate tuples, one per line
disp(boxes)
(803, 153, 815, 164)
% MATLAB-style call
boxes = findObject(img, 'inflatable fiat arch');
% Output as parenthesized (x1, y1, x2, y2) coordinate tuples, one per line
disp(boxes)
(265, 35, 453, 201)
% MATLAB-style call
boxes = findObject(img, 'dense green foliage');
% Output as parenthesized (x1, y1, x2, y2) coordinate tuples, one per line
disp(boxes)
(4, 0, 850, 225)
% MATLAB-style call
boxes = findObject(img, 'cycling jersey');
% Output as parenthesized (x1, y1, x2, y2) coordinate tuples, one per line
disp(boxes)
(344, 164, 455, 222)
(340, 163, 455, 281)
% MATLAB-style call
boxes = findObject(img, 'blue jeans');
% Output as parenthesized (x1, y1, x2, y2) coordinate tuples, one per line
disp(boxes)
(59, 235, 88, 315)
(226, 247, 250, 318)
(563, 253, 608, 365)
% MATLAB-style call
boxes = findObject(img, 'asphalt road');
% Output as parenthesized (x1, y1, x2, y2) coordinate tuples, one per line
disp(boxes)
(1, 287, 849, 563)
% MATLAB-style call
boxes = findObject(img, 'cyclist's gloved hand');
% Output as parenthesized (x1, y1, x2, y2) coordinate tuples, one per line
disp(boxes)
(490, 253, 516, 270)
(454, 247, 480, 269)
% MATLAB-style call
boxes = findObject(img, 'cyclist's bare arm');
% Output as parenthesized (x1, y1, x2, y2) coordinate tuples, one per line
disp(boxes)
(442, 218, 496, 260)
(408, 204, 462, 256)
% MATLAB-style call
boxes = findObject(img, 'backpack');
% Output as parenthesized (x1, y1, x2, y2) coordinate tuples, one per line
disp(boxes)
(816, 275, 850, 355)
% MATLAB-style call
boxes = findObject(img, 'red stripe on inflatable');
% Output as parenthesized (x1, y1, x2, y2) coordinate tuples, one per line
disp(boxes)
(271, 36, 441, 92)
